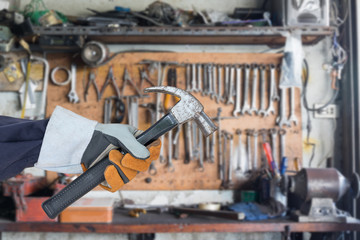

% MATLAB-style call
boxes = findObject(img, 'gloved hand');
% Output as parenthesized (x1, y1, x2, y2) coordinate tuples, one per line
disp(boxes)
(98, 139, 161, 192)
(80, 123, 150, 170)
(36, 106, 160, 182)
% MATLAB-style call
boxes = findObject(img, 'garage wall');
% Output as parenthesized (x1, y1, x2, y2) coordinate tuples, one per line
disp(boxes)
(1, 1, 336, 240)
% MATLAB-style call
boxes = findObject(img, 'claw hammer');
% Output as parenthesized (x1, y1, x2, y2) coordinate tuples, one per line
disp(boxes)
(42, 86, 217, 219)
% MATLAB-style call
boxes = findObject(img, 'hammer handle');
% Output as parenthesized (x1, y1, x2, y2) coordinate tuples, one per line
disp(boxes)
(42, 113, 178, 219)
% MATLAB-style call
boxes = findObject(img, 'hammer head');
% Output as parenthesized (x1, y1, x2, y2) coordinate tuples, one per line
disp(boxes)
(144, 86, 217, 137)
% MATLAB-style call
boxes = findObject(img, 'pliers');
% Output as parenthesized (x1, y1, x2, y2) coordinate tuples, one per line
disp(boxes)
(122, 67, 141, 96)
(139, 67, 154, 90)
(84, 69, 100, 102)
(100, 66, 121, 99)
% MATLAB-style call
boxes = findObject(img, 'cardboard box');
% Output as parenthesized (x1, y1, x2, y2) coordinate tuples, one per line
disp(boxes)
(60, 198, 115, 223)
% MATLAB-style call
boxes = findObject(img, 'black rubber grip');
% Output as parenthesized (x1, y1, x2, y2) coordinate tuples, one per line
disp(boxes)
(42, 113, 178, 219)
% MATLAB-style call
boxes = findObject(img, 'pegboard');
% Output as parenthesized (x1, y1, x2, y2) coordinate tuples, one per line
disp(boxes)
(45, 52, 302, 190)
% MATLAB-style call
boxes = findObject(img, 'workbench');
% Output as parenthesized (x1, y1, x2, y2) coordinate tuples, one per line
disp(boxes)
(0, 209, 359, 237)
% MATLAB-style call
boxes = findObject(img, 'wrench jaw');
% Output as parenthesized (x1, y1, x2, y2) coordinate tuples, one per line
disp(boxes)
(258, 110, 268, 117)
(276, 117, 291, 128)
(288, 115, 298, 126)
(241, 105, 252, 116)
(67, 92, 80, 103)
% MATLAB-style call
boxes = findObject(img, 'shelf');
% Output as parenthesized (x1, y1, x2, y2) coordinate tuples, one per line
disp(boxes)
(1, 209, 359, 234)
(31, 26, 335, 45)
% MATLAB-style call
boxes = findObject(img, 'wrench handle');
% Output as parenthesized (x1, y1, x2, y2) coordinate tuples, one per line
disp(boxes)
(42, 113, 178, 219)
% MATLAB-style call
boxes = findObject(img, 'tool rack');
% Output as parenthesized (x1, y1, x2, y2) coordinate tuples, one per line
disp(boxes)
(45, 52, 302, 191)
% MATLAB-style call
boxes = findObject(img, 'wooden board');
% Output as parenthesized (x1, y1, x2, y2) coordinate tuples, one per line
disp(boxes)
(45, 52, 302, 190)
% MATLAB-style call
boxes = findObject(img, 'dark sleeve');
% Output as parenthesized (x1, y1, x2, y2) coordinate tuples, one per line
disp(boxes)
(0, 116, 49, 181)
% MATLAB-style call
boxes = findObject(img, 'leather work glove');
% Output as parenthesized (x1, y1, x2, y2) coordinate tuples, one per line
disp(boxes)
(98, 139, 161, 192)
(36, 106, 160, 186)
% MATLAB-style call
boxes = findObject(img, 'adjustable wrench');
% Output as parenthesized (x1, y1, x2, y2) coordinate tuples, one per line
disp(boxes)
(241, 64, 251, 115)
(226, 65, 235, 105)
(233, 65, 242, 116)
(279, 128, 287, 161)
(68, 64, 80, 103)
(235, 129, 242, 172)
(197, 64, 202, 93)
(270, 128, 278, 164)
(288, 87, 298, 126)
(216, 64, 222, 103)
(222, 64, 230, 102)
(276, 87, 291, 128)
(191, 63, 198, 92)
(258, 64, 268, 117)
(249, 64, 259, 115)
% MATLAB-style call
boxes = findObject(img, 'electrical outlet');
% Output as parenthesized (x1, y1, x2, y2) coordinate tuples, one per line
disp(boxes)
(313, 104, 339, 119)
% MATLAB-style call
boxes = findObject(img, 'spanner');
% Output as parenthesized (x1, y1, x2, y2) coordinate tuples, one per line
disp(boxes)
(205, 135, 210, 162)
(197, 64, 202, 93)
(216, 64, 222, 103)
(279, 128, 287, 161)
(258, 64, 268, 117)
(270, 128, 278, 164)
(184, 122, 192, 164)
(172, 126, 181, 160)
(208, 64, 214, 98)
(167, 130, 175, 172)
(209, 131, 215, 163)
(197, 129, 205, 172)
(226, 65, 235, 105)
(249, 64, 259, 115)
(266, 65, 276, 115)
(259, 128, 268, 169)
(191, 63, 197, 92)
(216, 108, 223, 179)
(235, 129, 242, 172)
(241, 64, 251, 115)
(221, 131, 228, 186)
(222, 64, 230, 102)
(253, 130, 258, 170)
(270, 64, 280, 101)
(67, 64, 80, 103)
(288, 87, 298, 126)
(276, 87, 291, 128)
(245, 129, 254, 172)
(233, 65, 242, 116)
(227, 133, 234, 185)
(203, 64, 209, 96)
(211, 64, 217, 100)
(186, 64, 191, 92)
(192, 122, 199, 160)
